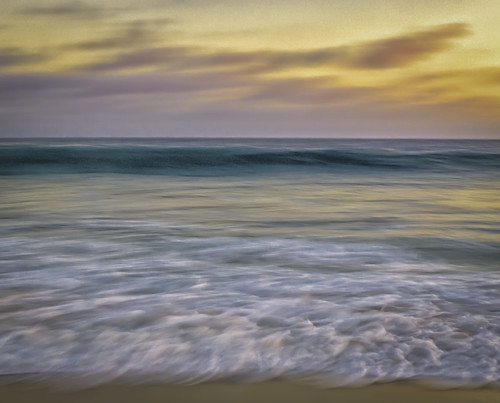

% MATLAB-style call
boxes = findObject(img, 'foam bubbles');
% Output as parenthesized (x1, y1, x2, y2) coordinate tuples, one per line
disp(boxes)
(1, 227, 499, 387)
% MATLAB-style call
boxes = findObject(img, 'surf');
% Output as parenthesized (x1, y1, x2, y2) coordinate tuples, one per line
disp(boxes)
(1, 144, 499, 175)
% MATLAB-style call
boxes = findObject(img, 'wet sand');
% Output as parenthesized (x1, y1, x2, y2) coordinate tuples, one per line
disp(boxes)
(2, 380, 499, 403)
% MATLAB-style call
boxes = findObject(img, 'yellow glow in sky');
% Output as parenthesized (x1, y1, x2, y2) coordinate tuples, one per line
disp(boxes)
(0, 0, 499, 137)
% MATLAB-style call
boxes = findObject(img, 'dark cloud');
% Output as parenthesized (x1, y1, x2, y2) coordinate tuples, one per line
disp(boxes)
(21, 1, 109, 19)
(487, 70, 500, 86)
(81, 47, 268, 72)
(253, 23, 471, 71)
(71, 22, 159, 51)
(0, 71, 383, 115)
(0, 71, 248, 103)
(199, 23, 471, 72)
(131, 17, 178, 27)
(245, 77, 380, 106)
(77, 71, 246, 97)
(0, 47, 53, 69)
(405, 68, 500, 87)
(76, 23, 471, 73)
(2, 69, 499, 139)
(352, 23, 470, 69)
(0, 74, 87, 99)
(64, 18, 178, 52)
(82, 47, 192, 71)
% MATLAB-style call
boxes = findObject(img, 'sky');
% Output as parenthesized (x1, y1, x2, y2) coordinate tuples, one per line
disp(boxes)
(1, 0, 499, 138)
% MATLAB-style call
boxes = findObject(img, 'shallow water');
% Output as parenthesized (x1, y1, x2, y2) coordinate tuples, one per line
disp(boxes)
(0, 139, 499, 386)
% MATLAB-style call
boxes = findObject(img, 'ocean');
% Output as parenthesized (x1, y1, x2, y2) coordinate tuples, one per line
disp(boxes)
(0, 138, 499, 390)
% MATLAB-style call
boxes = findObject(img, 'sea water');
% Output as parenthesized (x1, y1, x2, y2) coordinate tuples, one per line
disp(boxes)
(0, 138, 499, 386)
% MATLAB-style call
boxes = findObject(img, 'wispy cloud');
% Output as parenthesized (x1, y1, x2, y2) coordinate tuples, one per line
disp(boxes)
(68, 20, 174, 51)
(244, 77, 381, 106)
(0, 74, 85, 97)
(0, 47, 53, 69)
(0, 71, 248, 101)
(250, 23, 471, 71)
(351, 23, 470, 69)
(404, 67, 500, 87)
(76, 23, 471, 73)
(2, 67, 499, 138)
(81, 47, 193, 71)
(21, 1, 110, 19)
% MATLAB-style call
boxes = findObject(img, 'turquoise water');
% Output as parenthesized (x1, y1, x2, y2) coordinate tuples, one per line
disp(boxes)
(0, 139, 499, 386)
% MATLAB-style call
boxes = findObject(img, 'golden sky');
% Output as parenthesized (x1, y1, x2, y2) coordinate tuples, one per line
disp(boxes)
(1, 0, 499, 137)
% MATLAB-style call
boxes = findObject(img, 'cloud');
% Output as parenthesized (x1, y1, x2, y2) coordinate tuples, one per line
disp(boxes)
(404, 67, 500, 87)
(77, 71, 246, 97)
(81, 47, 192, 71)
(21, 1, 109, 19)
(0, 47, 53, 69)
(70, 22, 161, 51)
(0, 71, 249, 103)
(253, 22, 471, 71)
(61, 18, 178, 54)
(244, 77, 377, 106)
(75, 23, 471, 73)
(0, 70, 391, 119)
(351, 22, 471, 69)
(0, 74, 87, 100)
(2, 68, 499, 139)
(79, 46, 266, 72)
(441, 95, 500, 116)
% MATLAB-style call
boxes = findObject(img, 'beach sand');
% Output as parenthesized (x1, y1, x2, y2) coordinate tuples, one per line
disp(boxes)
(2, 380, 499, 403)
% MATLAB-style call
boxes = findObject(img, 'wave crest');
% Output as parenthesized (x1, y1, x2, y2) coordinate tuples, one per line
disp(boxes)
(1, 146, 499, 175)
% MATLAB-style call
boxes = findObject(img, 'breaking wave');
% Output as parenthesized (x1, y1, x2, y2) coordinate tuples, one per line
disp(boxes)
(1, 145, 499, 175)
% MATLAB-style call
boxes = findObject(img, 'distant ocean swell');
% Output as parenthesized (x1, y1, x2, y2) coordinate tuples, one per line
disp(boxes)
(1, 146, 500, 174)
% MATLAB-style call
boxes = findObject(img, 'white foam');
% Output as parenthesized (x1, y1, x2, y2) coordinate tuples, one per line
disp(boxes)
(0, 232, 499, 387)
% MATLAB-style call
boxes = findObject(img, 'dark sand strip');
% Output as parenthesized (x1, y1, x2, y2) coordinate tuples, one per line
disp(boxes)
(1, 381, 499, 403)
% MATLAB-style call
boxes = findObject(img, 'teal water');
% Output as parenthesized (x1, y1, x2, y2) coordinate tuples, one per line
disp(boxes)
(0, 139, 499, 386)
